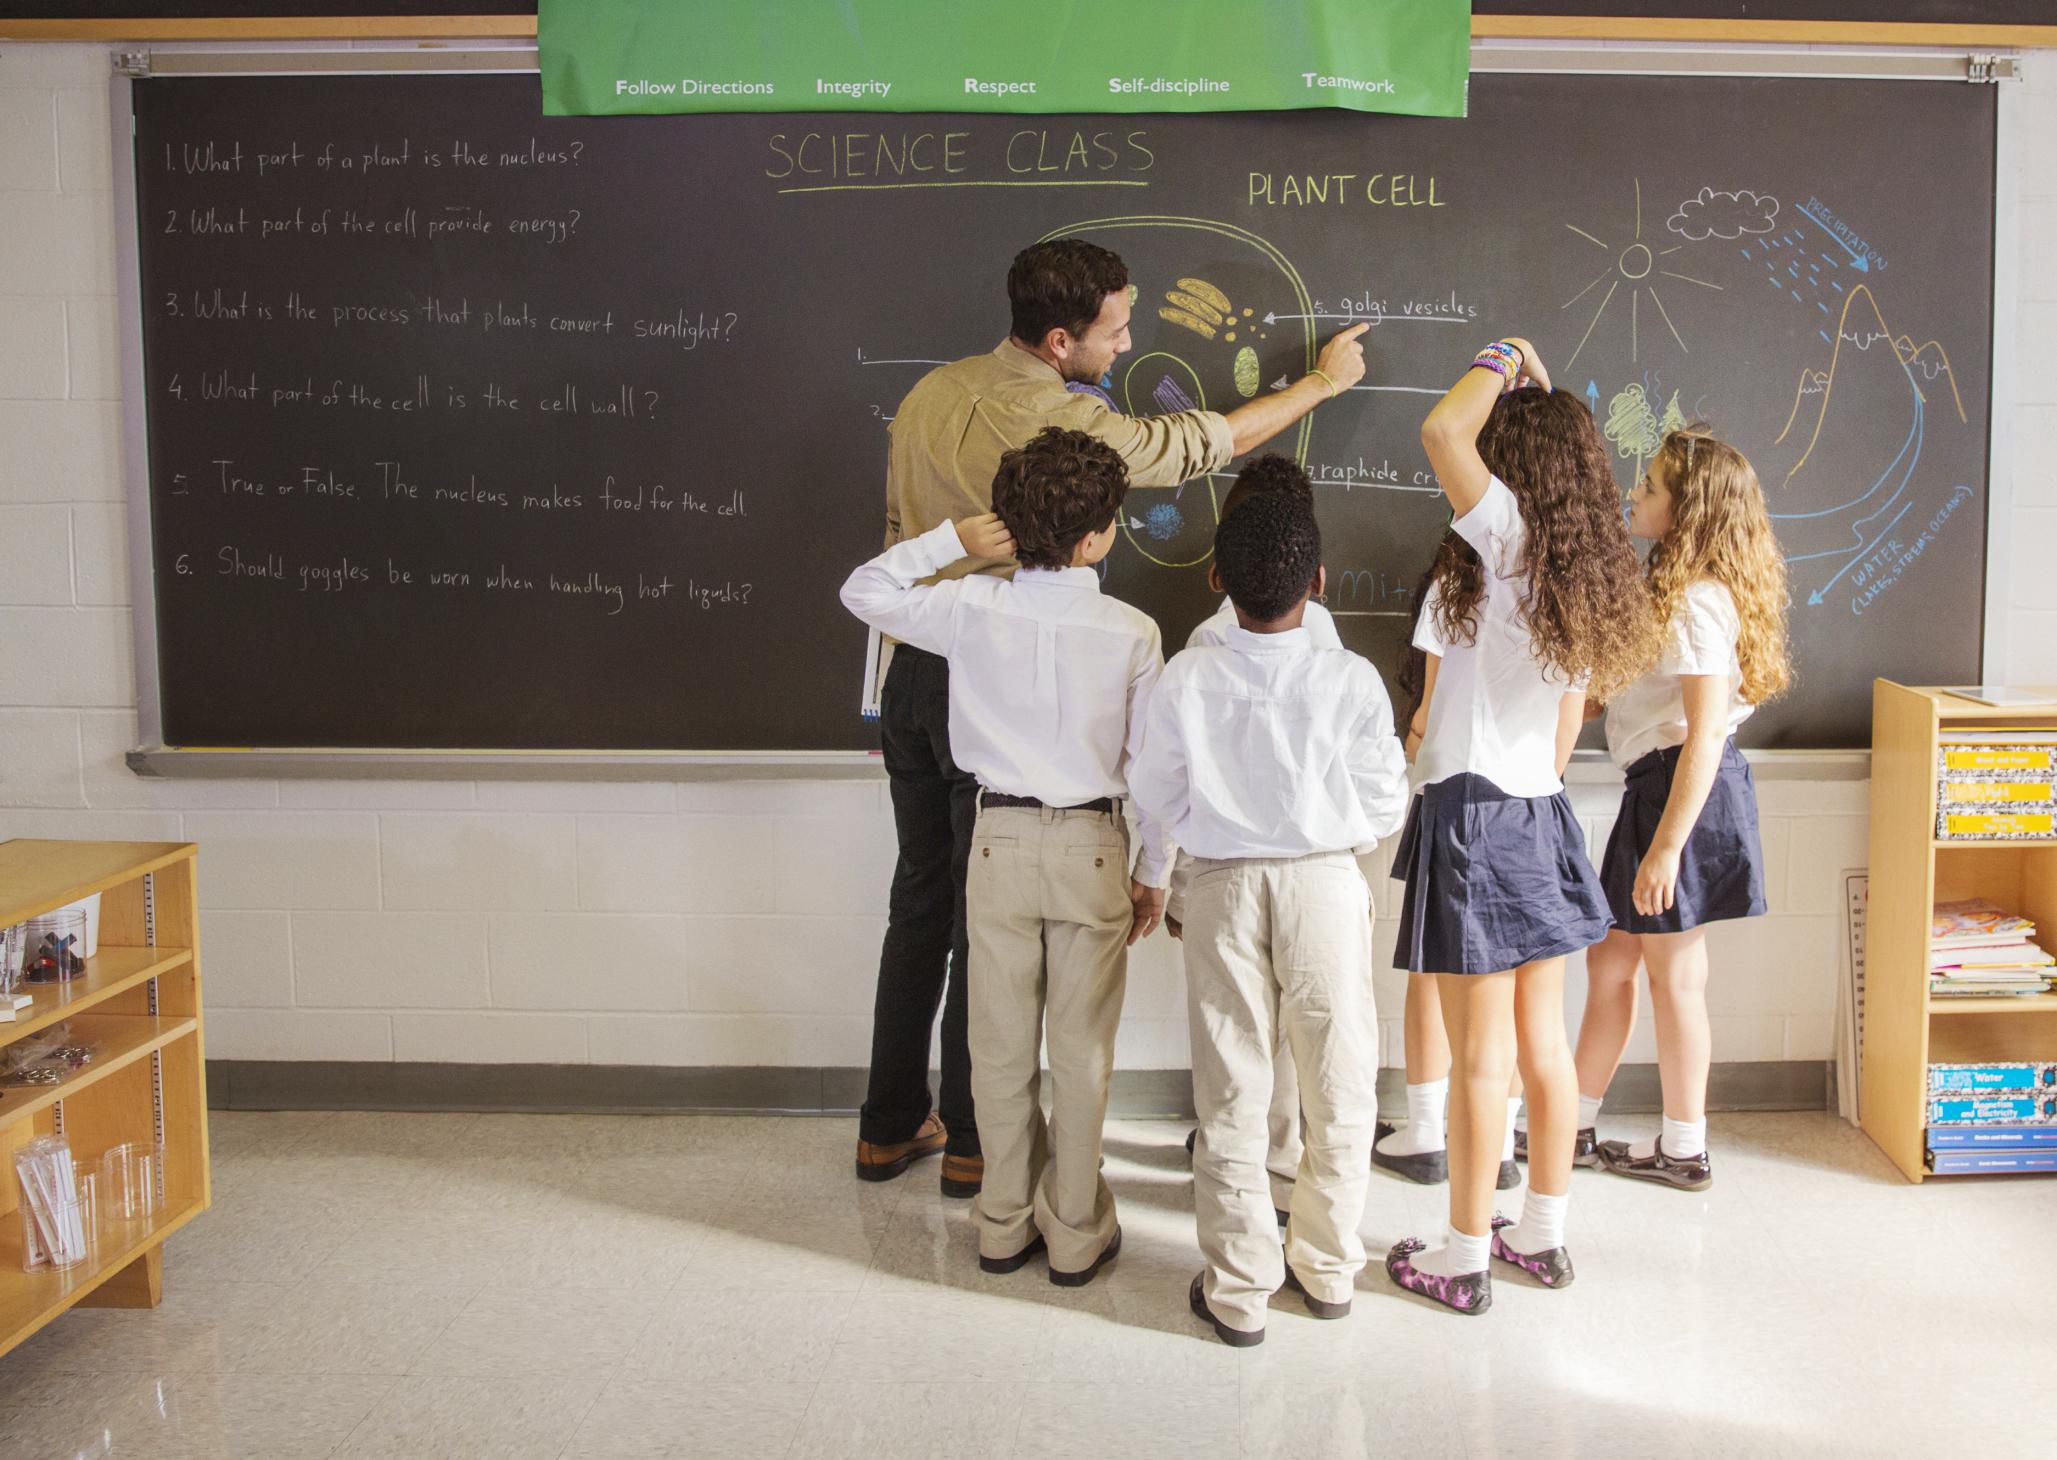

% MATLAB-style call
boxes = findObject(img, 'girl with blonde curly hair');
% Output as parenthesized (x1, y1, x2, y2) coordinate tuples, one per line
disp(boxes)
(1569, 428, 1792, 1193)
(1385, 338, 1658, 1315)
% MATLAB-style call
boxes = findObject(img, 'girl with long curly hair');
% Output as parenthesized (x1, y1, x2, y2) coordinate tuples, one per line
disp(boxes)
(1385, 338, 1657, 1315)
(1373, 537, 1530, 1194)
(1569, 429, 1791, 1193)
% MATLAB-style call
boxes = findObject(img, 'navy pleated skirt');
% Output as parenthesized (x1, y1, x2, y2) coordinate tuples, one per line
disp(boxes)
(1392, 773, 1613, 975)
(1600, 739, 1767, 934)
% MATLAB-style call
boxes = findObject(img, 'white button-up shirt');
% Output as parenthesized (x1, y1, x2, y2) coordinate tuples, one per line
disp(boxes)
(1414, 477, 1583, 798)
(839, 518, 1171, 884)
(1605, 578, 1753, 768)
(1130, 623, 1410, 864)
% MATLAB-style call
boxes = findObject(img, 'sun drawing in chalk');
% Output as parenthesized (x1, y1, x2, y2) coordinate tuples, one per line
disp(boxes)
(1561, 179, 1724, 369)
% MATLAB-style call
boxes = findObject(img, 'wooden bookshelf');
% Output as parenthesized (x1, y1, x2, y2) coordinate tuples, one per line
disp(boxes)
(0, 841, 210, 1359)
(1864, 685, 2057, 1182)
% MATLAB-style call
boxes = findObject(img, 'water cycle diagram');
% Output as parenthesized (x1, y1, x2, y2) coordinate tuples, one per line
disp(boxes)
(1556, 180, 1976, 620)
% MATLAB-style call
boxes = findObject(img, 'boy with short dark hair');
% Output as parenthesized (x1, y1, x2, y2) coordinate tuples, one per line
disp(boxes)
(841, 425, 1168, 1285)
(1171, 454, 1344, 1214)
(1131, 491, 1409, 1345)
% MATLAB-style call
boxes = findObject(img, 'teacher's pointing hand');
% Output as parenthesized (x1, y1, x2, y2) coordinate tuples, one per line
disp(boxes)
(1311, 322, 1371, 395)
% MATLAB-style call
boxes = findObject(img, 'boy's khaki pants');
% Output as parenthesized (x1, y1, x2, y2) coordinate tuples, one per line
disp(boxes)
(1185, 851, 1378, 1333)
(1178, 853, 1305, 1211)
(967, 803, 1130, 1274)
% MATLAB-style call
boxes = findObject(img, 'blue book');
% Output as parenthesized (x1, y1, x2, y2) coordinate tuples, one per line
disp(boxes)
(1927, 1096, 2057, 1125)
(1926, 1124, 2057, 1150)
(1927, 1062, 2055, 1093)
(1926, 1148, 2057, 1175)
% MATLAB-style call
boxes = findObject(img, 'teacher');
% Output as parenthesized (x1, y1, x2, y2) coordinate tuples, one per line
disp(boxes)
(855, 236, 1370, 1197)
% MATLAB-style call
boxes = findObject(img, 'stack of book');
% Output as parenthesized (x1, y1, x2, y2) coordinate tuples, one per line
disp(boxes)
(1925, 1063, 2057, 1174)
(1929, 898, 2055, 998)
(1934, 731, 2057, 839)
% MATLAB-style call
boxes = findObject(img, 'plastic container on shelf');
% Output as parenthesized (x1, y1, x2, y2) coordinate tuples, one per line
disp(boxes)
(57, 892, 101, 959)
(100, 1141, 165, 1222)
(14, 1137, 91, 1271)
(20, 909, 88, 982)
(0, 922, 24, 1000)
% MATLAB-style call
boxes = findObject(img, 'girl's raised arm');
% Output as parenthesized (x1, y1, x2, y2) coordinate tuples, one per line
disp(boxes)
(1420, 336, 1551, 518)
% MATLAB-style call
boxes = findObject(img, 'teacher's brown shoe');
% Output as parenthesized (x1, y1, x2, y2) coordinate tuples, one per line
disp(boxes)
(855, 1113, 946, 1183)
(940, 1153, 983, 1199)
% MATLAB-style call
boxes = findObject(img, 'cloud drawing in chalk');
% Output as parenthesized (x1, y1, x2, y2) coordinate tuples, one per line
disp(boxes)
(1667, 188, 1780, 242)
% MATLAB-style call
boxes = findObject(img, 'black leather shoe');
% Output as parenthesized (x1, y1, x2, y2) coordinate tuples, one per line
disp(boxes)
(1281, 1264, 1351, 1319)
(1050, 1226, 1122, 1287)
(1189, 1273, 1264, 1346)
(978, 1234, 1046, 1275)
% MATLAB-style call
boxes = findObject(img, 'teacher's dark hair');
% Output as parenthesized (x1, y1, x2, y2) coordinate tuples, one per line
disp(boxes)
(991, 426, 1129, 571)
(1008, 239, 1129, 347)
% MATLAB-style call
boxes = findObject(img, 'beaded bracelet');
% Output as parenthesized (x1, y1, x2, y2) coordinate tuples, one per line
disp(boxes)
(1471, 340, 1524, 391)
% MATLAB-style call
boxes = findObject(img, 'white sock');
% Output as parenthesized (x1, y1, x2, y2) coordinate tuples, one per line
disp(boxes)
(1499, 1188, 1569, 1256)
(1377, 1078, 1448, 1157)
(1578, 1092, 1604, 1130)
(1629, 1117, 1707, 1162)
(1408, 1222, 1491, 1278)
(1499, 1096, 1522, 1161)
(1664, 1117, 1706, 1159)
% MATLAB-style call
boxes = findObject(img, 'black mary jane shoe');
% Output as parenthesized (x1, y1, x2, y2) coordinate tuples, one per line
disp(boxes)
(1596, 1138, 1712, 1191)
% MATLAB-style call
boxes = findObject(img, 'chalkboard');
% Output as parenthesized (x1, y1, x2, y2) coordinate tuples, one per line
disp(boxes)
(130, 71, 1994, 751)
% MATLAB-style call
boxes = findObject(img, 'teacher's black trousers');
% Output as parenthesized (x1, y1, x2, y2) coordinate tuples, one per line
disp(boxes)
(861, 645, 980, 1156)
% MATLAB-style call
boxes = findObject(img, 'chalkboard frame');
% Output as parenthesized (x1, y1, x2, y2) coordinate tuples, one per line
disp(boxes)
(108, 44, 2021, 778)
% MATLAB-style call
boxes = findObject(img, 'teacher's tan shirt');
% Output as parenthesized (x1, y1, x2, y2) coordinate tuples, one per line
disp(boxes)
(884, 339, 1236, 582)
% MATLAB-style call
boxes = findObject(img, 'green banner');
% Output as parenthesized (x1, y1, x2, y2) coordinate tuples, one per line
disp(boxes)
(540, 1, 1470, 120)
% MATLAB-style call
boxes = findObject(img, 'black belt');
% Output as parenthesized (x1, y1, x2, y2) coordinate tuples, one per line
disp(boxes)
(981, 792, 1118, 814)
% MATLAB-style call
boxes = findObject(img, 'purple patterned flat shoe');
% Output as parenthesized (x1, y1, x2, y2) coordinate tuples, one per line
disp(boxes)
(1597, 1138, 1712, 1191)
(1490, 1216, 1576, 1289)
(1384, 1238, 1492, 1316)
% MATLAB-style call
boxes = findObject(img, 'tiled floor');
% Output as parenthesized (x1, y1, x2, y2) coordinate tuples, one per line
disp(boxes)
(0, 1110, 2047, 1458)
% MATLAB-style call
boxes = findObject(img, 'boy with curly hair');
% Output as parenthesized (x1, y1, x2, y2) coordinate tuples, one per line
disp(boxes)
(840, 425, 1169, 1286)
